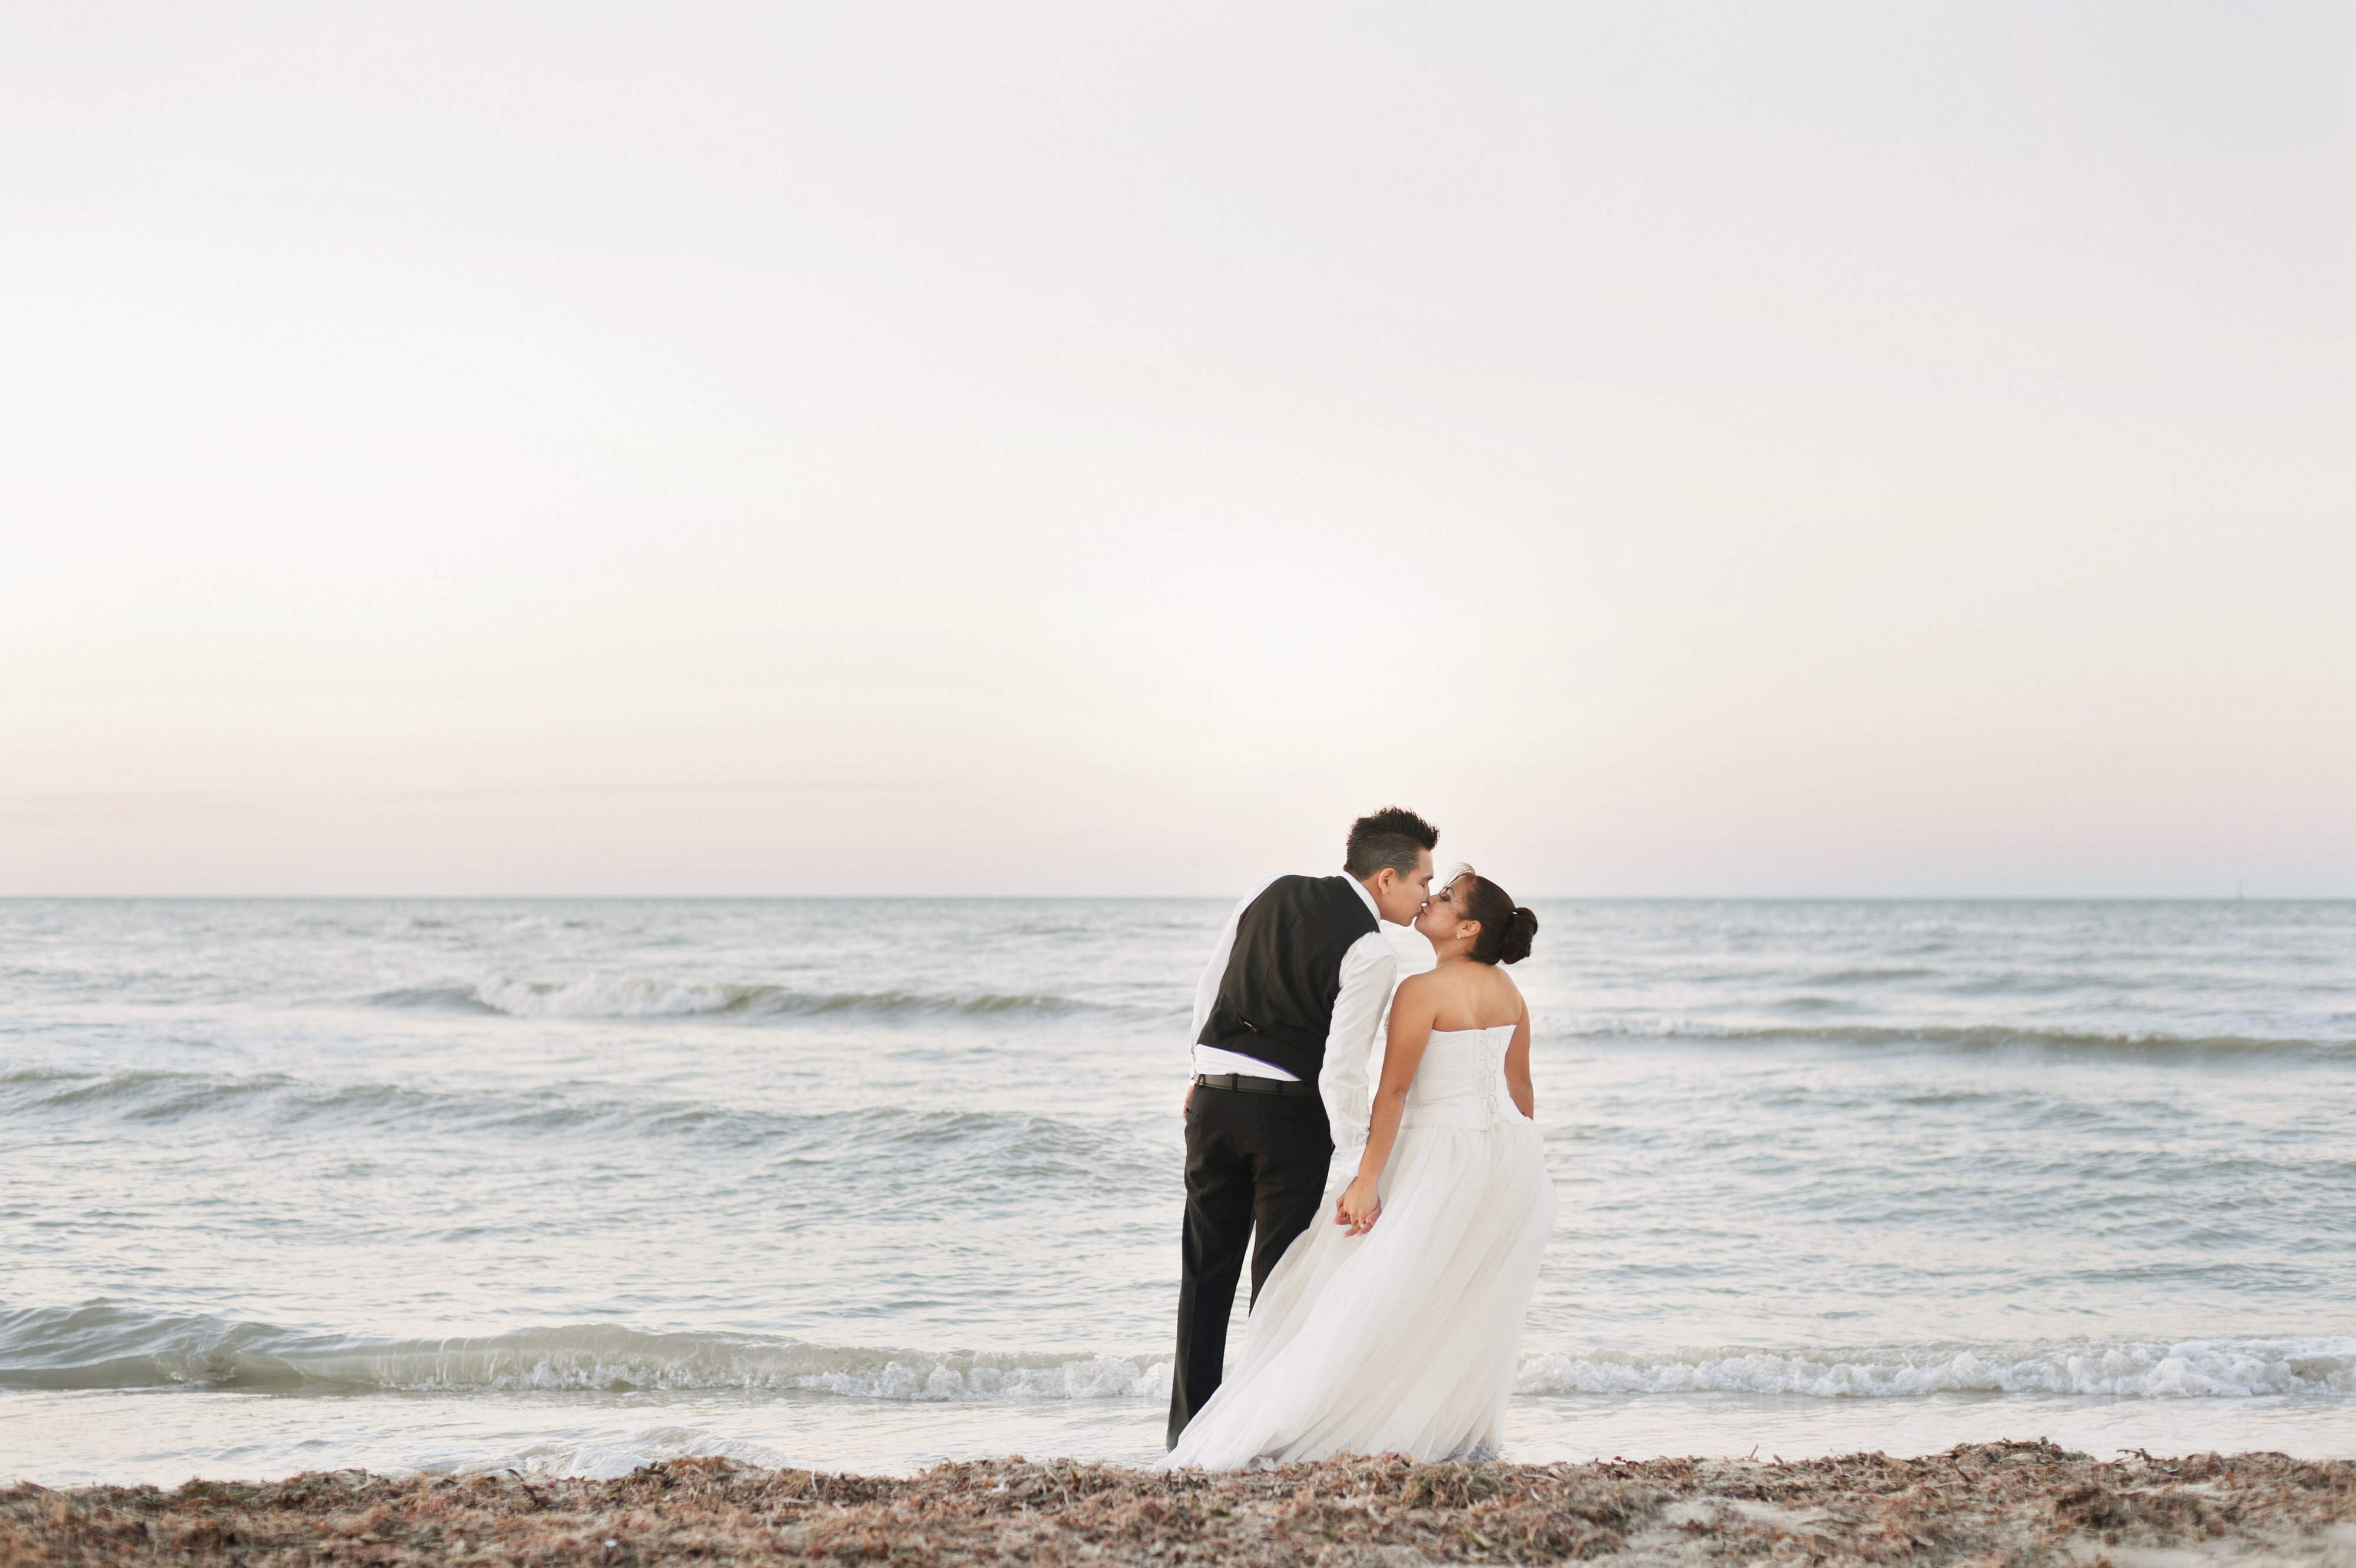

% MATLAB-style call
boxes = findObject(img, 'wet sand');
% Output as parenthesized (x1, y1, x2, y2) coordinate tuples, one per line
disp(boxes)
(6, 1441, 2354, 1566)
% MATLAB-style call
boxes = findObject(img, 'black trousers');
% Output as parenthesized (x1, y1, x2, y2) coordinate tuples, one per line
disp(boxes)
(1166, 1083, 1333, 1448)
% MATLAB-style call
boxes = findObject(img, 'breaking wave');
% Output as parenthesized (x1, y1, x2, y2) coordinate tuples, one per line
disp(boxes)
(365, 978, 1110, 1021)
(0, 1070, 1149, 1182)
(1515, 1338, 2356, 1400)
(0, 1309, 1168, 1401)
(8, 1308, 2350, 1407)
(1560, 1020, 2356, 1057)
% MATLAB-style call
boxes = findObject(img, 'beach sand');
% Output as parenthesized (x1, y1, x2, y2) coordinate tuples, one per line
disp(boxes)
(6, 1441, 2353, 1566)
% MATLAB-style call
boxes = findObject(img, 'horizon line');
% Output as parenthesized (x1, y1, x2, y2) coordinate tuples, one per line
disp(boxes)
(1, 892, 2346, 904)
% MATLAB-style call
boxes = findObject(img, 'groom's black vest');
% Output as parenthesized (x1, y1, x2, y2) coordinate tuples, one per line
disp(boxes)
(1197, 875, 1379, 1081)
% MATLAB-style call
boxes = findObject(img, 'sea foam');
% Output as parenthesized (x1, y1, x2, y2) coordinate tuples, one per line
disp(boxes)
(1514, 1339, 2356, 1400)
(366, 977, 1101, 1020)
(9, 1308, 2351, 1405)
(0, 1310, 1173, 1401)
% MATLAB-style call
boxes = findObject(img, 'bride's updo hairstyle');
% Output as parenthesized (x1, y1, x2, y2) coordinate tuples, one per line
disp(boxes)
(1454, 869, 1538, 966)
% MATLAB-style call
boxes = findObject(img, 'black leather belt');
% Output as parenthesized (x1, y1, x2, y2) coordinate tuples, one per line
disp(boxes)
(1192, 1073, 1318, 1098)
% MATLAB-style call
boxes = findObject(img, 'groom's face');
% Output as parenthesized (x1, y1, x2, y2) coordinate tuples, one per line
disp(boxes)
(1370, 849, 1436, 925)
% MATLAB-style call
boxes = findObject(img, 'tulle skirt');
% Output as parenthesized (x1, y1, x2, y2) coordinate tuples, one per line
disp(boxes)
(1162, 1110, 1557, 1470)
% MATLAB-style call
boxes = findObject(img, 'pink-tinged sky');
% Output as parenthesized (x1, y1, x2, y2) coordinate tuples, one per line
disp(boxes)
(2, 3, 2351, 897)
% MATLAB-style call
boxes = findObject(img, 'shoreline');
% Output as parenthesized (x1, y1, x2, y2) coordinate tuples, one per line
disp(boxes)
(8, 1441, 2355, 1566)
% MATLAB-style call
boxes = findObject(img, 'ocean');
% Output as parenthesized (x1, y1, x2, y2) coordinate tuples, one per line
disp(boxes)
(3, 896, 2352, 1486)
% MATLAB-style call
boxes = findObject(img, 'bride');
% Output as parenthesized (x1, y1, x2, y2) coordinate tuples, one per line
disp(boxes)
(1163, 868, 1557, 1469)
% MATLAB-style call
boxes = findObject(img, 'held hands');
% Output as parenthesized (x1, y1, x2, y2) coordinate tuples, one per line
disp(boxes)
(1333, 1174, 1381, 1236)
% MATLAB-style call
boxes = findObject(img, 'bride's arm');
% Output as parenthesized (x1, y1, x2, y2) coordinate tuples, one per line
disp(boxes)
(1335, 977, 1437, 1235)
(1504, 998, 1534, 1120)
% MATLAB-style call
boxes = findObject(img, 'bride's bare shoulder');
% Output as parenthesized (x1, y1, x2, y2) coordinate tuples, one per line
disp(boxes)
(1405, 960, 1521, 1029)
(1438, 961, 1523, 1030)
(1479, 962, 1527, 1012)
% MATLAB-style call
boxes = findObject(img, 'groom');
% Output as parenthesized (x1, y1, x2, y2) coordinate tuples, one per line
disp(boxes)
(1167, 806, 1438, 1447)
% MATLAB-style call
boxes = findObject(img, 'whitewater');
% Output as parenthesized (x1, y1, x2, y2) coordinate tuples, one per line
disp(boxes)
(3, 897, 2353, 1485)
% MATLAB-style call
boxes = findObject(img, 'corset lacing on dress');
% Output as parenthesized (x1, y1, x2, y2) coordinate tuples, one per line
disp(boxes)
(1398, 1024, 1515, 1131)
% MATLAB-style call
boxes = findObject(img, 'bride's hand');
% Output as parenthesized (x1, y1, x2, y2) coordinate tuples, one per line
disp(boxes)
(1334, 1176, 1381, 1236)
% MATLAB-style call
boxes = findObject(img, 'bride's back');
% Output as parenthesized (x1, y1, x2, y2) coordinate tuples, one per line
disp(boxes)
(1414, 957, 1525, 1033)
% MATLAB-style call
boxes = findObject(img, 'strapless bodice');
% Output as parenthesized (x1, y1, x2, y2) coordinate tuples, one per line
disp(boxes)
(1401, 1024, 1515, 1129)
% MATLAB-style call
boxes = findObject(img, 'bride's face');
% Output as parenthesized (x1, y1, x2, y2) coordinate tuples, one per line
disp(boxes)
(1415, 876, 1474, 947)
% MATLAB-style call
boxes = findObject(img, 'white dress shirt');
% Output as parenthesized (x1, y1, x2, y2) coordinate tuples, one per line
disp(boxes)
(1187, 874, 1401, 1153)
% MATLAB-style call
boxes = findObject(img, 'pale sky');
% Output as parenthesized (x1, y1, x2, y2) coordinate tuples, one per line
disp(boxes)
(3, 3, 2351, 897)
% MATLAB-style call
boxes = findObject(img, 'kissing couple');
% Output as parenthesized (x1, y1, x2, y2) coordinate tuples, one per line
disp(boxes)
(1163, 806, 1556, 1469)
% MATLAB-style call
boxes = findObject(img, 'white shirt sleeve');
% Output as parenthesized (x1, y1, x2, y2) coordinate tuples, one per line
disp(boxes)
(1365, 919, 1437, 1092)
(1319, 929, 1401, 1154)
(1186, 875, 1282, 1079)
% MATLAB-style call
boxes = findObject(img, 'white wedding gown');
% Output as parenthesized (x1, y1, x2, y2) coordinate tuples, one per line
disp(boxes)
(1163, 1024, 1557, 1469)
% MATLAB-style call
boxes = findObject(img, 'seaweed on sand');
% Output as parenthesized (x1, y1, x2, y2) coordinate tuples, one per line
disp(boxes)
(6, 1440, 2354, 1566)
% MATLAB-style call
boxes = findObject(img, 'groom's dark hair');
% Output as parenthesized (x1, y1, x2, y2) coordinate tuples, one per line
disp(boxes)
(1344, 806, 1439, 879)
